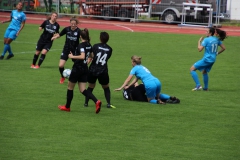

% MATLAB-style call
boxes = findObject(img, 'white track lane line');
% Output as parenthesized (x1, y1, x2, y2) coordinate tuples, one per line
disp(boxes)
(114, 24, 134, 32)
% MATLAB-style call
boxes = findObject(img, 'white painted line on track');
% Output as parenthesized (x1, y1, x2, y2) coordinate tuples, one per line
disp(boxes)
(115, 24, 134, 32)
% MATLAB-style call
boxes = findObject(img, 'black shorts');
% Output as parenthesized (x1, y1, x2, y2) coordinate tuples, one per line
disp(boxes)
(36, 40, 53, 51)
(69, 67, 88, 83)
(60, 52, 69, 61)
(87, 72, 109, 85)
(123, 84, 148, 102)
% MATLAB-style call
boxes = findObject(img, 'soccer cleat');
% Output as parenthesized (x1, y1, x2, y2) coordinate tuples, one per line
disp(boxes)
(203, 88, 209, 91)
(0, 55, 4, 60)
(58, 105, 70, 112)
(166, 97, 180, 104)
(192, 85, 202, 91)
(34, 65, 40, 69)
(6, 54, 14, 60)
(60, 77, 65, 84)
(107, 104, 116, 108)
(30, 64, 35, 68)
(84, 103, 88, 107)
(95, 100, 102, 114)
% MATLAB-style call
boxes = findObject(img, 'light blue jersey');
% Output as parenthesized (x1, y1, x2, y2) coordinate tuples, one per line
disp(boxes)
(8, 10, 26, 31)
(130, 65, 157, 84)
(130, 65, 161, 99)
(201, 36, 222, 63)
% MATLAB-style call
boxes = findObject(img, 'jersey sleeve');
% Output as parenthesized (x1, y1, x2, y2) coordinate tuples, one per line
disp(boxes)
(22, 13, 26, 22)
(218, 40, 223, 46)
(59, 27, 67, 36)
(108, 46, 113, 59)
(201, 38, 207, 47)
(56, 23, 60, 33)
(40, 20, 46, 28)
(130, 67, 135, 75)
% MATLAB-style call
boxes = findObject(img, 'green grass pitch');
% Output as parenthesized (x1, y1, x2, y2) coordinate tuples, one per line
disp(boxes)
(0, 24, 240, 160)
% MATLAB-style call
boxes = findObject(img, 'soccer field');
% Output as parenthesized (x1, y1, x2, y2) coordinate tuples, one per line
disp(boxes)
(0, 24, 240, 160)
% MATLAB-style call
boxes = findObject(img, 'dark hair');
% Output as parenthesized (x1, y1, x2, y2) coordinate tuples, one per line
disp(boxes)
(216, 29, 227, 41)
(208, 27, 215, 36)
(80, 28, 90, 42)
(70, 16, 79, 24)
(100, 32, 109, 44)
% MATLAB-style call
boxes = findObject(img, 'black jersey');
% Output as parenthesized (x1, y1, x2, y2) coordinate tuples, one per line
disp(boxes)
(60, 26, 81, 53)
(39, 20, 60, 42)
(88, 43, 112, 76)
(72, 41, 92, 72)
(123, 84, 148, 102)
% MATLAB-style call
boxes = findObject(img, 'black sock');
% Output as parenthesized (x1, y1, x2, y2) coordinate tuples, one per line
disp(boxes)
(84, 87, 94, 104)
(59, 67, 64, 78)
(82, 89, 97, 103)
(38, 54, 46, 66)
(104, 87, 111, 104)
(66, 89, 73, 108)
(32, 54, 39, 65)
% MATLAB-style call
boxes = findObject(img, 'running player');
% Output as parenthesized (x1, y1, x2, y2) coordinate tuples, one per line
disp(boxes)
(58, 29, 102, 114)
(0, 2, 26, 60)
(123, 83, 180, 103)
(190, 27, 226, 91)
(84, 32, 115, 109)
(30, 12, 60, 69)
(115, 55, 165, 105)
(51, 17, 81, 84)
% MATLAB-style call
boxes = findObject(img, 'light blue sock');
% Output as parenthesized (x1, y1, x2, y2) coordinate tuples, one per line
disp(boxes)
(149, 99, 158, 104)
(8, 44, 13, 55)
(190, 70, 201, 87)
(159, 93, 170, 101)
(2, 44, 9, 56)
(203, 73, 208, 89)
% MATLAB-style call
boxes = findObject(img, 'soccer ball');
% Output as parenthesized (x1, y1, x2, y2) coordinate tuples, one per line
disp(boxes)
(63, 69, 71, 79)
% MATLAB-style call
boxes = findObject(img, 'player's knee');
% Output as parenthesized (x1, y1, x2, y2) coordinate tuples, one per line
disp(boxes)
(190, 66, 195, 71)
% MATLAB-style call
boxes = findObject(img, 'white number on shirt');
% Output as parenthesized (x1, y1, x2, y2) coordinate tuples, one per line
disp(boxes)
(96, 52, 107, 66)
(211, 44, 218, 53)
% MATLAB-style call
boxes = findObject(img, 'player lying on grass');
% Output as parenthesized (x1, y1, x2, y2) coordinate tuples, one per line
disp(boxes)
(123, 82, 180, 104)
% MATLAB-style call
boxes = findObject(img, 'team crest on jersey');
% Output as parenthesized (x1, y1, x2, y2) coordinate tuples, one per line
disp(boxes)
(53, 26, 56, 29)
(74, 32, 77, 36)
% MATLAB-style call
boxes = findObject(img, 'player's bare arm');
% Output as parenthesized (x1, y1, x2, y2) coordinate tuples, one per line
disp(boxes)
(115, 75, 134, 91)
(69, 52, 85, 60)
(16, 21, 25, 36)
(217, 44, 226, 55)
(198, 37, 204, 52)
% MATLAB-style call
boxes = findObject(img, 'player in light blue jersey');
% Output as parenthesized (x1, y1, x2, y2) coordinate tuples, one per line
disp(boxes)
(115, 55, 165, 105)
(190, 27, 227, 91)
(0, 2, 26, 60)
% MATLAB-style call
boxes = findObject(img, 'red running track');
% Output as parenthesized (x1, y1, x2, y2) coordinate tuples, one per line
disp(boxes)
(1, 12, 240, 36)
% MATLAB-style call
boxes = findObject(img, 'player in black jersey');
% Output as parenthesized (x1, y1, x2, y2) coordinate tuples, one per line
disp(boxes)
(30, 12, 60, 69)
(51, 17, 81, 84)
(84, 32, 115, 109)
(58, 29, 102, 114)
(123, 83, 180, 104)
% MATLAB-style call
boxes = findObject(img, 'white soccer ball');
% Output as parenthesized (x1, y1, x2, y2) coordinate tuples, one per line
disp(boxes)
(63, 69, 71, 79)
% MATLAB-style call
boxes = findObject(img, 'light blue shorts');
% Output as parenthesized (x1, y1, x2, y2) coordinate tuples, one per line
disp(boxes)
(144, 78, 161, 99)
(4, 28, 18, 40)
(193, 59, 214, 72)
